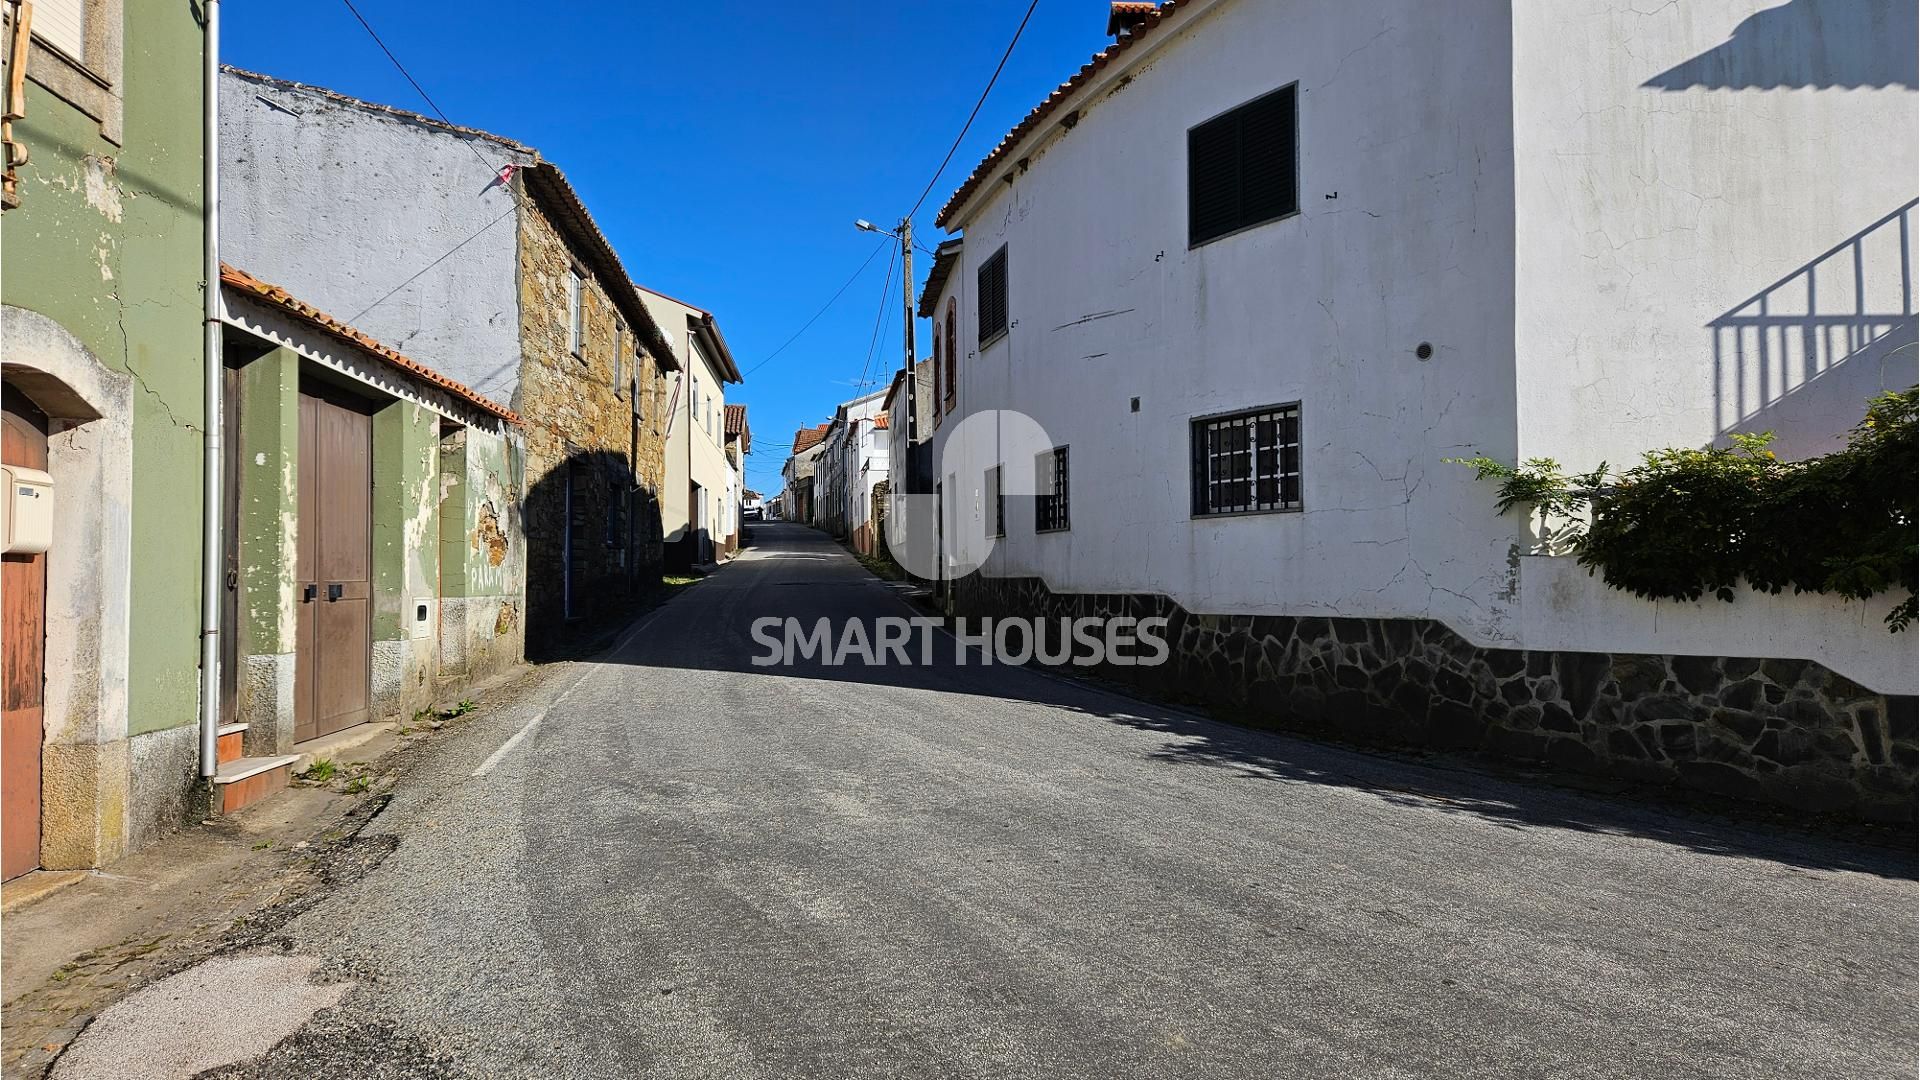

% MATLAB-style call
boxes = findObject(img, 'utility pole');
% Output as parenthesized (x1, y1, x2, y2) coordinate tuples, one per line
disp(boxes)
(897, 216, 916, 469)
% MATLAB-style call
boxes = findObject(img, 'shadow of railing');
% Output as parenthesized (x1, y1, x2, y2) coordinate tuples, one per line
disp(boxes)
(1644, 0, 1917, 90)
(1712, 199, 1919, 457)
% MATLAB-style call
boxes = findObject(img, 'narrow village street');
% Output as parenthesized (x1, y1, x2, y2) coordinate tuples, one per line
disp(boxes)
(41, 524, 1915, 1080)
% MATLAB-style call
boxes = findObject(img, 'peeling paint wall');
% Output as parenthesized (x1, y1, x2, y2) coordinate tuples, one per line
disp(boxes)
(219, 70, 534, 406)
(371, 399, 442, 722)
(438, 424, 527, 682)
(0, 2, 208, 856)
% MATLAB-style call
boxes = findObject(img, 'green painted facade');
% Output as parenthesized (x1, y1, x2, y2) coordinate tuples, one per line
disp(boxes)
(2, 5, 208, 740)
(222, 312, 529, 750)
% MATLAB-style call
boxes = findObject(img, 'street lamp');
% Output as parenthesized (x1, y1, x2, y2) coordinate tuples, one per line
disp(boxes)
(855, 214, 917, 467)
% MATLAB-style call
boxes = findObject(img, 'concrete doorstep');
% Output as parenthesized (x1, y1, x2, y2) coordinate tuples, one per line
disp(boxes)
(0, 663, 545, 1078)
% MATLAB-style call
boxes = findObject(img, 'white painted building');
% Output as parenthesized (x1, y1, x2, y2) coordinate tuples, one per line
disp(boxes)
(814, 389, 891, 552)
(641, 287, 743, 566)
(929, 0, 1916, 698)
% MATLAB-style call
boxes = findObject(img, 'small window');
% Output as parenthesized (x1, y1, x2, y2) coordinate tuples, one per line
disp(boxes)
(1189, 84, 1299, 246)
(613, 323, 626, 393)
(1191, 403, 1302, 516)
(29, 0, 85, 60)
(567, 270, 585, 358)
(945, 298, 958, 409)
(977, 246, 1008, 346)
(986, 465, 1005, 538)
(931, 335, 943, 430)
(1034, 446, 1069, 533)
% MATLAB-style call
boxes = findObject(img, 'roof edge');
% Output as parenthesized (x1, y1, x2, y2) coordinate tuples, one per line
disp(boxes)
(934, 0, 1206, 230)
(220, 65, 536, 153)
(219, 263, 521, 425)
(520, 162, 680, 372)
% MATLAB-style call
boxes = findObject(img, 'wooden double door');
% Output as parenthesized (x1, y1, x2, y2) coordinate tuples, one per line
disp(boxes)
(295, 383, 373, 744)
(2, 384, 47, 881)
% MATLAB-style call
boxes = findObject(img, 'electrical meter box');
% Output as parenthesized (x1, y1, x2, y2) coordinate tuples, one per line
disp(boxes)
(1, 465, 53, 555)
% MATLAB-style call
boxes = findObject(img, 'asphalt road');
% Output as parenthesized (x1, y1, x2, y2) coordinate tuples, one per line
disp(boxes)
(75, 524, 1920, 1078)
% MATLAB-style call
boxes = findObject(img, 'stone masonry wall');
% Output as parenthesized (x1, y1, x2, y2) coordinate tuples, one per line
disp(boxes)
(953, 575, 1917, 823)
(515, 196, 670, 645)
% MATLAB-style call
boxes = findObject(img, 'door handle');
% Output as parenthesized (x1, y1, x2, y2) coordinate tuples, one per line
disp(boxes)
(328, 583, 344, 601)
(303, 583, 317, 602)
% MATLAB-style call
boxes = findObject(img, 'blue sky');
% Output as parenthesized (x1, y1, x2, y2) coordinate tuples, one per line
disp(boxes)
(225, 2, 1115, 496)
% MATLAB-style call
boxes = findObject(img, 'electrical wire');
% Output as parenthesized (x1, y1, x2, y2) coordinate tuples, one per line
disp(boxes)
(742, 238, 890, 377)
(854, 242, 899, 395)
(903, 0, 1041, 221)
(339, 0, 497, 176)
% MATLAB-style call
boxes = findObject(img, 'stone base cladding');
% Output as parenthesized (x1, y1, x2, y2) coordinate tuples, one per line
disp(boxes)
(952, 575, 1917, 823)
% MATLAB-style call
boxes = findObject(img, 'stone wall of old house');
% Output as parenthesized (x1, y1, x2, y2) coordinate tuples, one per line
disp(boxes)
(514, 197, 668, 649)
(952, 575, 1918, 824)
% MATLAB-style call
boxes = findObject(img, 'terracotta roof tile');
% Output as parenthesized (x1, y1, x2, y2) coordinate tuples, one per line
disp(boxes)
(792, 427, 828, 453)
(220, 264, 522, 425)
(871, 413, 890, 430)
(936, 1, 1186, 229)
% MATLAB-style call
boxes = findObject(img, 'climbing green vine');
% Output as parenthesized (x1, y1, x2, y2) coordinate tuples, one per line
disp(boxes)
(1451, 388, 1918, 632)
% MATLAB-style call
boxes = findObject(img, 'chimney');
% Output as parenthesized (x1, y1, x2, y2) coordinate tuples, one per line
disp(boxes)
(1106, 1, 1157, 38)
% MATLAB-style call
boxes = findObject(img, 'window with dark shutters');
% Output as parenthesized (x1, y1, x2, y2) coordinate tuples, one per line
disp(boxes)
(977, 246, 1009, 346)
(1188, 84, 1298, 246)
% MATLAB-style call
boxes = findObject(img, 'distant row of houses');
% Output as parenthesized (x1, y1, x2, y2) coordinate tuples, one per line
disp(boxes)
(1, 5, 749, 880)
(785, 0, 1919, 819)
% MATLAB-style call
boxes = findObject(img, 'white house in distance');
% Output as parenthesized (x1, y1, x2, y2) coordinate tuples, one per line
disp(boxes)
(641, 286, 744, 567)
(925, 0, 1917, 818)
(814, 388, 891, 553)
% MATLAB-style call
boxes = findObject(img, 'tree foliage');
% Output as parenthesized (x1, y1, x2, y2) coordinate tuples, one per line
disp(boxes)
(1452, 388, 1917, 632)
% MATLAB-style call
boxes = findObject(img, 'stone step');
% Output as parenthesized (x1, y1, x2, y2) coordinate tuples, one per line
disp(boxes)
(215, 723, 249, 765)
(212, 755, 299, 814)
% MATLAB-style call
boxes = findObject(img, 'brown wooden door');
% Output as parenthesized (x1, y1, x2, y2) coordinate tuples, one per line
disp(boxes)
(2, 384, 48, 881)
(295, 384, 373, 744)
(220, 363, 242, 727)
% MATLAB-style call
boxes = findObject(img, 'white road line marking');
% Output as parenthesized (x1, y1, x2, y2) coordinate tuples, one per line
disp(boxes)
(471, 717, 541, 777)
(470, 605, 674, 778)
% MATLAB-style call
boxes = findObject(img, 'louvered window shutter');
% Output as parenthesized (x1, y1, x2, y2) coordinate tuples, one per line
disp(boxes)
(1189, 85, 1298, 245)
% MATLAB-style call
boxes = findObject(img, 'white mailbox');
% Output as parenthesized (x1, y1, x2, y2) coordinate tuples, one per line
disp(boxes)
(1, 465, 53, 555)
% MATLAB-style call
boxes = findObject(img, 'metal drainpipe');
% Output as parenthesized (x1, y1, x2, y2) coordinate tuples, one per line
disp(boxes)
(197, 0, 222, 779)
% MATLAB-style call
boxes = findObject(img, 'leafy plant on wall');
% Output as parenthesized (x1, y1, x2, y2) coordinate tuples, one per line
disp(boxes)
(1451, 388, 1918, 632)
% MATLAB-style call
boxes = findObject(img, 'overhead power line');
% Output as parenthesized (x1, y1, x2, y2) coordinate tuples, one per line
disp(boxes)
(339, 0, 496, 175)
(904, 0, 1041, 221)
(854, 243, 900, 394)
(742, 238, 890, 377)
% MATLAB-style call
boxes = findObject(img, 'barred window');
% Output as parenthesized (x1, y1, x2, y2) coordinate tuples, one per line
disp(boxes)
(986, 465, 1006, 538)
(1191, 404, 1301, 516)
(1034, 446, 1070, 532)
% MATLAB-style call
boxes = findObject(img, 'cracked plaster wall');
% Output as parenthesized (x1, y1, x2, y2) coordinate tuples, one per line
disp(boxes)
(1508, 0, 1917, 687)
(935, 0, 1523, 643)
(1512, 0, 1917, 463)
(218, 69, 535, 406)
(936, 0, 1914, 690)
(0, 3, 209, 861)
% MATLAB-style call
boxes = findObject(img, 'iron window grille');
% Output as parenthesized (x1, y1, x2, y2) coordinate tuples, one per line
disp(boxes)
(1191, 404, 1302, 516)
(977, 246, 1009, 346)
(1034, 446, 1070, 532)
(1188, 84, 1299, 247)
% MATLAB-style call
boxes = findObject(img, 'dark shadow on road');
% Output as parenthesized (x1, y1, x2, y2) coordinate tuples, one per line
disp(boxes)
(593, 522, 1918, 881)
